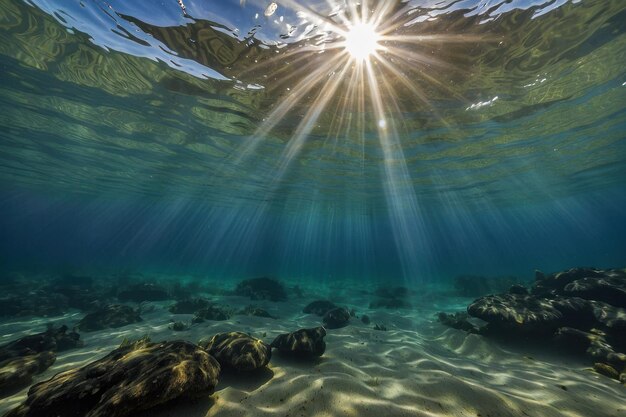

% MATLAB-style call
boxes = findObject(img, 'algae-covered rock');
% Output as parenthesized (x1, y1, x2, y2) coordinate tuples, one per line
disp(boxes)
(191, 304, 232, 323)
(5, 340, 220, 417)
(200, 332, 271, 372)
(593, 362, 620, 380)
(77, 304, 142, 332)
(323, 307, 350, 329)
(271, 327, 326, 359)
(238, 305, 275, 318)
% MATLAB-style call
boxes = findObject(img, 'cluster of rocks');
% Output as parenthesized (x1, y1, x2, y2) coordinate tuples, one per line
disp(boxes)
(4, 325, 327, 417)
(0, 325, 82, 397)
(439, 267, 626, 383)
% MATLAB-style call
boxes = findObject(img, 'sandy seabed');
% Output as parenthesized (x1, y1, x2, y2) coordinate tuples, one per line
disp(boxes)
(0, 280, 624, 417)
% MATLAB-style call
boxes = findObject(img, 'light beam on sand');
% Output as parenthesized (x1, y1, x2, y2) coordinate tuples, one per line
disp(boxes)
(234, 0, 486, 278)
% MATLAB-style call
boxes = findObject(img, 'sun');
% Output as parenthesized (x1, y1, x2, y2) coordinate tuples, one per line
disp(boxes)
(343, 22, 380, 61)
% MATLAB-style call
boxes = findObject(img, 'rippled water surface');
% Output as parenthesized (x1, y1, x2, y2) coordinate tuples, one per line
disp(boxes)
(0, 0, 625, 277)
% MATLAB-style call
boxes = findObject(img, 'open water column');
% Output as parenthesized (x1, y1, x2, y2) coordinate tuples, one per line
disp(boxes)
(0, 1, 625, 416)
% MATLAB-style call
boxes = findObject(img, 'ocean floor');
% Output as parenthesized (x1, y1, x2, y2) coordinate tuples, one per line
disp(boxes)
(0, 277, 624, 417)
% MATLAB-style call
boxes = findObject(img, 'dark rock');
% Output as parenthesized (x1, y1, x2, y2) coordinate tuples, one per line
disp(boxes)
(323, 307, 350, 329)
(564, 274, 626, 308)
(270, 327, 326, 359)
(467, 294, 564, 333)
(361, 315, 371, 325)
(531, 267, 608, 297)
(168, 321, 188, 331)
(0, 326, 81, 397)
(234, 277, 287, 302)
(192, 304, 232, 323)
(0, 352, 56, 397)
(200, 332, 270, 372)
(437, 312, 478, 333)
(0, 291, 68, 318)
(303, 300, 337, 316)
(77, 305, 142, 332)
(5, 340, 220, 417)
(118, 283, 169, 302)
(509, 284, 528, 295)
(168, 298, 211, 314)
(593, 363, 620, 380)
(238, 305, 275, 319)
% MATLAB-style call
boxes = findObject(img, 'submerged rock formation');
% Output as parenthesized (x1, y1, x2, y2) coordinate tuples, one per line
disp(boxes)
(191, 304, 233, 322)
(5, 340, 220, 417)
(234, 277, 287, 302)
(200, 332, 271, 372)
(440, 266, 626, 380)
(271, 327, 326, 359)
(168, 297, 211, 314)
(0, 325, 82, 397)
(77, 304, 142, 332)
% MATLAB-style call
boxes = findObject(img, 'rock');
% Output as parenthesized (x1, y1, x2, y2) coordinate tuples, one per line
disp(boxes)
(238, 305, 275, 318)
(593, 363, 620, 380)
(168, 321, 188, 331)
(373, 323, 387, 331)
(191, 304, 232, 323)
(5, 340, 220, 417)
(200, 332, 270, 372)
(564, 274, 626, 308)
(303, 300, 336, 316)
(0, 326, 81, 397)
(531, 267, 611, 297)
(0, 291, 68, 318)
(620, 373, 626, 384)
(168, 298, 211, 314)
(437, 312, 478, 333)
(0, 352, 56, 397)
(467, 294, 564, 333)
(323, 307, 350, 329)
(234, 277, 287, 302)
(361, 315, 371, 325)
(118, 283, 169, 302)
(77, 305, 142, 332)
(509, 284, 529, 295)
(270, 327, 326, 359)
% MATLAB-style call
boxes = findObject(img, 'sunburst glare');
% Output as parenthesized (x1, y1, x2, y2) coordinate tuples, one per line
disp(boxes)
(343, 22, 381, 61)
(231, 0, 489, 278)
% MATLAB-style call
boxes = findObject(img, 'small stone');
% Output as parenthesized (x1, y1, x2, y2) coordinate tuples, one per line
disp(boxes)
(593, 362, 620, 380)
(322, 307, 350, 329)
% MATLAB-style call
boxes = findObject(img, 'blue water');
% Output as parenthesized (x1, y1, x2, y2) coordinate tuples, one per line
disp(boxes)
(0, 0, 625, 285)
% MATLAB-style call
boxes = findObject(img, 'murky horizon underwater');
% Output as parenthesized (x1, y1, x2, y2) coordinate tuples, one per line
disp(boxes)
(0, 1, 626, 415)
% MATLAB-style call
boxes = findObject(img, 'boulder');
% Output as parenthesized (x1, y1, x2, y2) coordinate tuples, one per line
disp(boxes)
(234, 277, 287, 302)
(191, 304, 232, 323)
(200, 332, 270, 372)
(270, 327, 326, 359)
(0, 352, 56, 397)
(437, 312, 478, 333)
(77, 305, 142, 332)
(323, 307, 350, 329)
(5, 340, 220, 417)
(564, 275, 626, 308)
